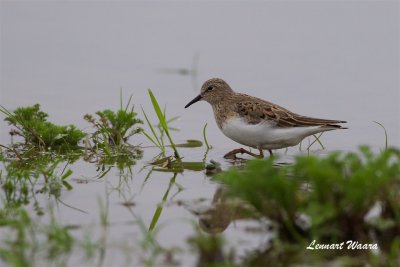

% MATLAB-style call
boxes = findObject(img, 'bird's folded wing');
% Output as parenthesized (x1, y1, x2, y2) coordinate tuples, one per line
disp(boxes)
(234, 96, 346, 128)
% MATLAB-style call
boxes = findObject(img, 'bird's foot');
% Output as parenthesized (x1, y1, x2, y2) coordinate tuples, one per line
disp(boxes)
(223, 148, 264, 160)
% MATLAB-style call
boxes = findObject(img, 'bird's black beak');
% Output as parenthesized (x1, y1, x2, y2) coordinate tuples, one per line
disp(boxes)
(185, 94, 202, 108)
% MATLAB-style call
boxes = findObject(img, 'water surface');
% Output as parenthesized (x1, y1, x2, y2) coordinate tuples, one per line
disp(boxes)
(0, 1, 399, 266)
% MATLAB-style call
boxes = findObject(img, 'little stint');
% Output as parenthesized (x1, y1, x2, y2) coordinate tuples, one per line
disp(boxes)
(185, 78, 347, 159)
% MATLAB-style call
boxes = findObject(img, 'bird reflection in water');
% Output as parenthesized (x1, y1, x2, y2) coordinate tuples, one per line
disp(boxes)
(181, 186, 256, 234)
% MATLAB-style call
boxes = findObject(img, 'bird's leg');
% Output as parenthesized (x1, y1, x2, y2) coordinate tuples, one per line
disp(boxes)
(268, 149, 273, 157)
(257, 146, 264, 158)
(224, 148, 263, 159)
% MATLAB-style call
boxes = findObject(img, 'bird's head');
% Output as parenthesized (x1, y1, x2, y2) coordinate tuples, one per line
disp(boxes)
(185, 78, 234, 108)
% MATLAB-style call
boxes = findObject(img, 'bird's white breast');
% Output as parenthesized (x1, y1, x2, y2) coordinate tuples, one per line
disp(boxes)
(220, 117, 326, 150)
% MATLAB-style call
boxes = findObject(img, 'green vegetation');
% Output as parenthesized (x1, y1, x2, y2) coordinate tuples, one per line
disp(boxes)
(142, 89, 206, 172)
(0, 92, 210, 266)
(84, 95, 143, 148)
(83, 94, 144, 169)
(215, 146, 400, 266)
(1, 94, 398, 267)
(373, 121, 388, 150)
(0, 104, 85, 151)
(1, 151, 78, 216)
(298, 132, 325, 153)
(203, 123, 211, 150)
(148, 173, 178, 231)
(0, 207, 76, 267)
(145, 89, 181, 159)
(141, 106, 173, 156)
(188, 227, 234, 267)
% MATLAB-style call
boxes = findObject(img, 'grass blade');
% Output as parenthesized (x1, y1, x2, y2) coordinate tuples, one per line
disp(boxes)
(148, 89, 181, 160)
(306, 133, 324, 152)
(373, 121, 388, 150)
(141, 106, 163, 152)
(149, 173, 177, 231)
(203, 123, 211, 150)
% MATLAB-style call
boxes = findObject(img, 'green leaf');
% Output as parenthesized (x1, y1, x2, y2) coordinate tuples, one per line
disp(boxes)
(62, 181, 73, 190)
(61, 169, 73, 180)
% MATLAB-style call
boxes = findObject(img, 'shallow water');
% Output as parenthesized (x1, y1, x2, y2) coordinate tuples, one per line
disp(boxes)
(1, 1, 399, 266)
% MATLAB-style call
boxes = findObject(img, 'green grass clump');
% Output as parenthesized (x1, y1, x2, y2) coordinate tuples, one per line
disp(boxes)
(1, 104, 85, 151)
(215, 146, 400, 266)
(83, 96, 144, 170)
(84, 95, 143, 148)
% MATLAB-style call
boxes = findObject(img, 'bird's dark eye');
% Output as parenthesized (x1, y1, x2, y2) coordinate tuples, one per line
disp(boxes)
(207, 86, 214, 91)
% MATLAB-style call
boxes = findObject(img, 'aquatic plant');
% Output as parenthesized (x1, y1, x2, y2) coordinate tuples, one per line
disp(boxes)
(373, 121, 388, 150)
(84, 95, 143, 148)
(0, 104, 85, 151)
(141, 90, 206, 172)
(148, 173, 178, 231)
(0, 153, 76, 217)
(141, 106, 172, 156)
(83, 94, 144, 170)
(188, 226, 234, 267)
(203, 123, 211, 150)
(0, 207, 74, 267)
(144, 89, 181, 159)
(215, 146, 400, 266)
